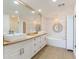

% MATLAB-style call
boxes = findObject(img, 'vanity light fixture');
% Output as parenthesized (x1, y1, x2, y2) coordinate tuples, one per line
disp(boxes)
(32, 11, 35, 14)
(52, 0, 57, 2)
(15, 10, 19, 14)
(38, 9, 42, 12)
(14, 1, 19, 5)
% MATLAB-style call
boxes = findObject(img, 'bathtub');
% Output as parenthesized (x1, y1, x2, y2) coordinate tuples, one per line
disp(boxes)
(46, 35, 66, 48)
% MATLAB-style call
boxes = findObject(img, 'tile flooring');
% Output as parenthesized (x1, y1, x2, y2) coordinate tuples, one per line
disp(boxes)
(32, 46, 75, 59)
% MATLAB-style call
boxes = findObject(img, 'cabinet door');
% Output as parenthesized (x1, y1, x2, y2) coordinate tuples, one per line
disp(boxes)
(43, 35, 47, 44)
(23, 39, 34, 59)
(18, 40, 34, 59)
(41, 35, 47, 46)
(37, 37, 41, 49)
(4, 44, 22, 59)
(4, 39, 34, 59)
(34, 38, 39, 52)
(34, 37, 41, 52)
(4, 50, 20, 59)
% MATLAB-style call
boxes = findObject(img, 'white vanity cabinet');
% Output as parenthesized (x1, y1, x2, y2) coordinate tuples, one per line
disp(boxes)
(21, 39, 34, 59)
(4, 43, 23, 59)
(33, 37, 41, 54)
(4, 46, 21, 59)
(4, 34, 47, 59)
(33, 35, 47, 55)
(40, 35, 47, 46)
(4, 39, 34, 59)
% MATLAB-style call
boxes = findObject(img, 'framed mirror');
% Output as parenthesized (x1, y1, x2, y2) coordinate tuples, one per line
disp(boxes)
(53, 23, 63, 33)
(3, 0, 42, 34)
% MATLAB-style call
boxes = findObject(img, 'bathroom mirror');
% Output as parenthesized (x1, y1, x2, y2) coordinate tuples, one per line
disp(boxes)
(3, 0, 42, 34)
(53, 23, 63, 32)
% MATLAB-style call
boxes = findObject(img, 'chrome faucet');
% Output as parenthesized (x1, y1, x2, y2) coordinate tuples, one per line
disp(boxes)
(9, 30, 14, 34)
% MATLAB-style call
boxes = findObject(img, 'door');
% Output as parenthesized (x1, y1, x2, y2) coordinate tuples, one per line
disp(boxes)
(67, 16, 74, 50)
(23, 21, 26, 33)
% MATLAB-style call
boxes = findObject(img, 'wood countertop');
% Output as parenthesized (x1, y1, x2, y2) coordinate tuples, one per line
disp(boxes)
(3, 32, 47, 46)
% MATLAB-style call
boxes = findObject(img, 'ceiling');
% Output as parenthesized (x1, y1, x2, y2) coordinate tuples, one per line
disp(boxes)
(21, 0, 75, 17)
(4, 0, 75, 18)
(3, 0, 34, 17)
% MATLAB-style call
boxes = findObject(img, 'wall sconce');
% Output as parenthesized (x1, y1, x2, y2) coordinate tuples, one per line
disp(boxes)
(33, 21, 41, 32)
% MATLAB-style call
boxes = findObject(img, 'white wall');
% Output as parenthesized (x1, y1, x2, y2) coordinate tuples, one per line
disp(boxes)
(41, 16, 67, 48)
(42, 16, 74, 49)
(3, 15, 10, 34)
(42, 16, 66, 40)
(47, 38, 66, 48)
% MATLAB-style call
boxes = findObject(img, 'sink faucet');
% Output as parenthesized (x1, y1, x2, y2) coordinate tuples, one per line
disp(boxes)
(9, 30, 14, 34)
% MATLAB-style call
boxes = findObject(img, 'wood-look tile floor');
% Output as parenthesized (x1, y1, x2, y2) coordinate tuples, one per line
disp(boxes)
(32, 46, 75, 59)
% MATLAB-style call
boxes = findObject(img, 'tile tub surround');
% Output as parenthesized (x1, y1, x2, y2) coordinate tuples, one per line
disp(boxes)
(32, 46, 75, 59)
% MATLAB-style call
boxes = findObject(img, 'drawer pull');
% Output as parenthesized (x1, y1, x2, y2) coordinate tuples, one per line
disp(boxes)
(20, 48, 24, 55)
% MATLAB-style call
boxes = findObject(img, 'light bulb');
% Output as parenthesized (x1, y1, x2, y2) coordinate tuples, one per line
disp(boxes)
(32, 11, 35, 14)
(14, 1, 19, 5)
(38, 9, 42, 12)
(15, 10, 19, 14)
(52, 0, 57, 2)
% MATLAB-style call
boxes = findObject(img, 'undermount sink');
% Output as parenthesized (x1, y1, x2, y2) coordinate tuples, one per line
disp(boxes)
(27, 32, 38, 36)
(4, 33, 26, 41)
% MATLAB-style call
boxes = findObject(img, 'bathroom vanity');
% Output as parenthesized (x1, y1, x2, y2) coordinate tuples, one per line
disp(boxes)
(4, 32, 47, 59)
(3, 0, 46, 59)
